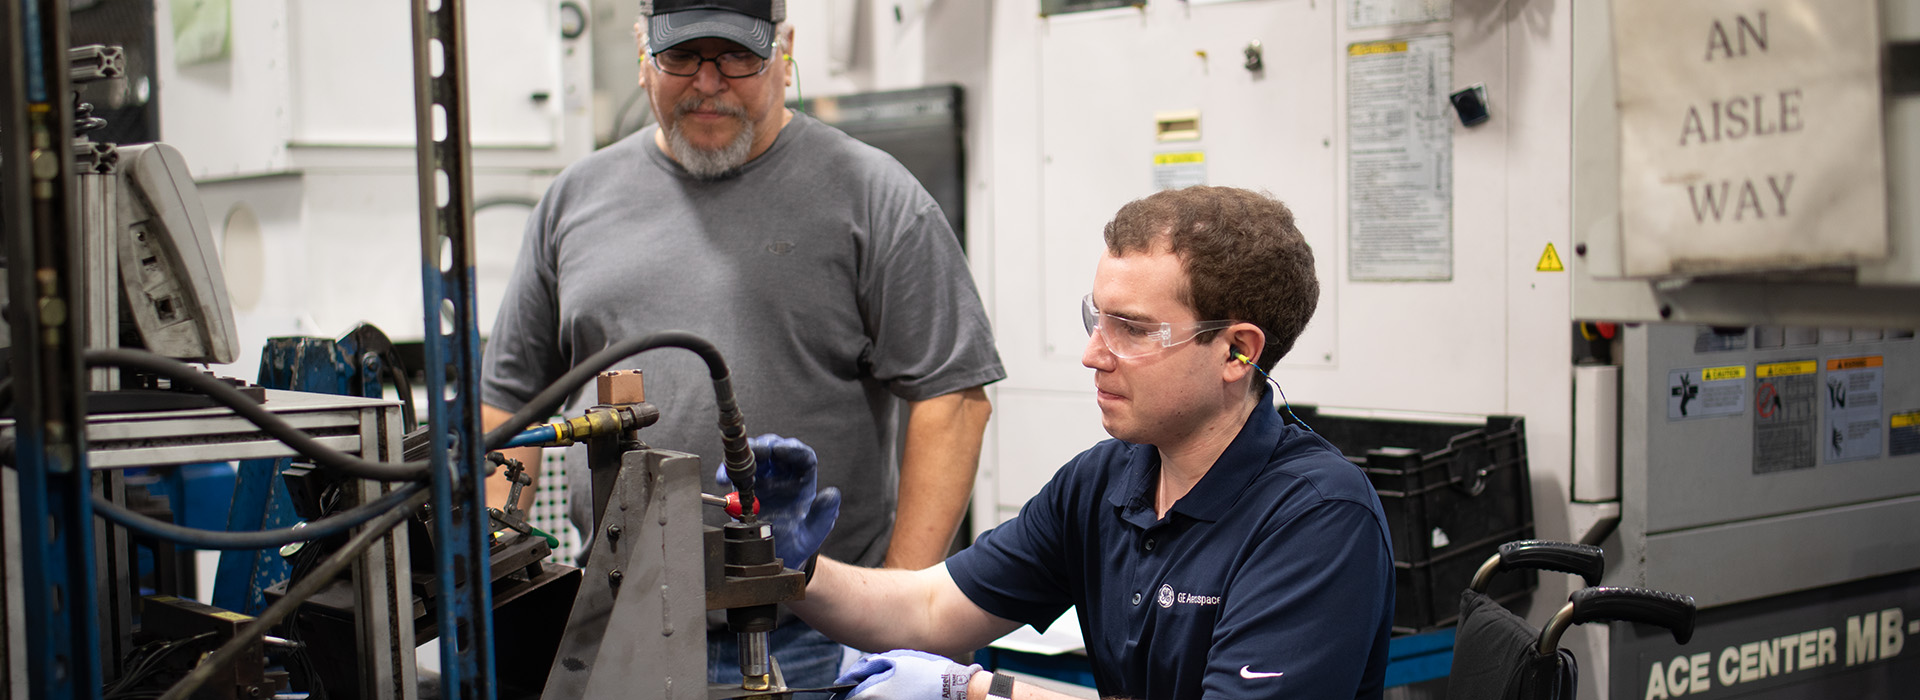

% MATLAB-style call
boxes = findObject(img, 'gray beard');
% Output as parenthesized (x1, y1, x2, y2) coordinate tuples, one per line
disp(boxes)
(664, 112, 755, 180)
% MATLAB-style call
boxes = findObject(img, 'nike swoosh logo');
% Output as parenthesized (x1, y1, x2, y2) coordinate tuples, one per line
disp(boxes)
(1240, 666, 1285, 679)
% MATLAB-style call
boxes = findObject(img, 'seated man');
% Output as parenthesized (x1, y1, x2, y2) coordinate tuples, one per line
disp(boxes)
(772, 186, 1394, 699)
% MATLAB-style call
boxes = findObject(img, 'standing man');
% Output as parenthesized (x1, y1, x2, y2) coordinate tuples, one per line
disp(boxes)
(783, 187, 1394, 699)
(478, 0, 1003, 688)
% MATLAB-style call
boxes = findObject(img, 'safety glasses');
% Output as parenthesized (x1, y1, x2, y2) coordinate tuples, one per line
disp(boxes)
(1081, 294, 1235, 359)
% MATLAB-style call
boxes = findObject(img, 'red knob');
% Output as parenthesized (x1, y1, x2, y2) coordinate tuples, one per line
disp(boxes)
(724, 491, 759, 519)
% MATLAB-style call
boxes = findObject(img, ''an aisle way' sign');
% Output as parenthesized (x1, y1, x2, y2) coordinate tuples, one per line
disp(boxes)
(1614, 0, 1886, 278)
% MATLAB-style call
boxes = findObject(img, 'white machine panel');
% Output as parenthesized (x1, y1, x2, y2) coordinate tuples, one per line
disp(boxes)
(288, 0, 562, 148)
(156, 0, 589, 180)
(155, 0, 295, 179)
(990, 391, 1112, 524)
(990, 1, 1571, 451)
(1034, 2, 1339, 381)
(198, 172, 551, 382)
(148, 0, 593, 385)
(983, 0, 1582, 661)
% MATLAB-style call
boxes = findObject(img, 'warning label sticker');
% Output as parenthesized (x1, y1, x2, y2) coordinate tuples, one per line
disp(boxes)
(1892, 411, 1920, 457)
(1536, 243, 1565, 272)
(1152, 151, 1207, 191)
(1755, 359, 1817, 474)
(1668, 365, 1747, 420)
(1825, 356, 1884, 463)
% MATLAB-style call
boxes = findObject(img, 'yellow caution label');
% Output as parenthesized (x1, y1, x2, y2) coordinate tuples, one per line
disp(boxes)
(1757, 360, 1817, 378)
(1893, 412, 1920, 429)
(1701, 365, 1746, 382)
(1536, 243, 1565, 272)
(1350, 41, 1408, 56)
(1154, 152, 1205, 166)
(213, 611, 254, 622)
(1826, 356, 1883, 371)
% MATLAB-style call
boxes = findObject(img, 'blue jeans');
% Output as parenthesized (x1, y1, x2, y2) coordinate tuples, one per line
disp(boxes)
(706, 619, 845, 689)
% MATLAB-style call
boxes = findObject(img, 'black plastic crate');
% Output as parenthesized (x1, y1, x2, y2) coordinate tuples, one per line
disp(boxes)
(1287, 406, 1533, 634)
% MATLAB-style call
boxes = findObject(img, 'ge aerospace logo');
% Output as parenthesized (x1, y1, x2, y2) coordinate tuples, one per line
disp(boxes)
(1157, 585, 1175, 608)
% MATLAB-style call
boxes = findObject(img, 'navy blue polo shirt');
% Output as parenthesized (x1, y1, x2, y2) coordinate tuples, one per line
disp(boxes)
(949, 400, 1394, 700)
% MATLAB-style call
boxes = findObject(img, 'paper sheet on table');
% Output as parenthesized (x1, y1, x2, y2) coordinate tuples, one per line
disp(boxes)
(990, 608, 1086, 655)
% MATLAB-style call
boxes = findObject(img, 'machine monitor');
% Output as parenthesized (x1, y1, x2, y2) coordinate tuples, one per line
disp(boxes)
(114, 142, 238, 365)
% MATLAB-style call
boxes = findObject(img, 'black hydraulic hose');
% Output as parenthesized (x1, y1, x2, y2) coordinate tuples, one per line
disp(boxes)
(82, 334, 751, 490)
(156, 487, 430, 700)
(481, 330, 758, 517)
(84, 348, 432, 481)
(391, 362, 418, 430)
(92, 481, 426, 550)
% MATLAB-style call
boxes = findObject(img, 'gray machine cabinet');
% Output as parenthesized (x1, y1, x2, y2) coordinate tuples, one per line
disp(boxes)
(1612, 323, 1920, 699)
(1609, 567, 1920, 699)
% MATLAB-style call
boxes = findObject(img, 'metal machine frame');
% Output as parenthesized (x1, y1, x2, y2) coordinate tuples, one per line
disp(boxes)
(4, 2, 107, 696)
(409, 0, 497, 696)
(1, 1, 496, 698)
(3, 5, 818, 699)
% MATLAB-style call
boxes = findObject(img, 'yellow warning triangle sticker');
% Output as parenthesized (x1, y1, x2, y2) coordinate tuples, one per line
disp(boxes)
(1536, 242, 1565, 272)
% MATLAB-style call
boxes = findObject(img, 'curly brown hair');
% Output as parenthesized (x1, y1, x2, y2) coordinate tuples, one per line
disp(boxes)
(1102, 186, 1318, 370)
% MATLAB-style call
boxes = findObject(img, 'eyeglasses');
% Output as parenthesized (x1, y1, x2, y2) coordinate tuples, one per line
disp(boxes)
(651, 48, 769, 79)
(1082, 294, 1235, 359)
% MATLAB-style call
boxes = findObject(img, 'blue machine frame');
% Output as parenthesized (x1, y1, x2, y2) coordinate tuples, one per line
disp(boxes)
(4, 1, 104, 697)
(1, 1, 499, 697)
(411, 1, 497, 698)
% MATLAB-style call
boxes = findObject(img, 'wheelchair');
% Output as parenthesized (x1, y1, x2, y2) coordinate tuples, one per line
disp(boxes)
(1445, 540, 1697, 700)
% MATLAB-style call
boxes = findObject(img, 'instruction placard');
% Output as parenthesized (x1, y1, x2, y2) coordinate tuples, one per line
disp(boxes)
(1612, 0, 1887, 277)
(1824, 356, 1884, 463)
(1754, 360, 1817, 473)
(1347, 35, 1453, 281)
(1668, 365, 1747, 420)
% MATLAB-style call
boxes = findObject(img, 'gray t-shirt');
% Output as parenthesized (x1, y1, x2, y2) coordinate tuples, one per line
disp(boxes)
(481, 113, 1004, 569)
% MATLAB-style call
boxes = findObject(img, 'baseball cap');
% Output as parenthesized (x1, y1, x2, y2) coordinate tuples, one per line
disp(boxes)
(642, 0, 787, 59)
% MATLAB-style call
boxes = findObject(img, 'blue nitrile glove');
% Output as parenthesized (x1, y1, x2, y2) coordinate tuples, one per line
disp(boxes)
(834, 650, 982, 700)
(716, 433, 842, 569)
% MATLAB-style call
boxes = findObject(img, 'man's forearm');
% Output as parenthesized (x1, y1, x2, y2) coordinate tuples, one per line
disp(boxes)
(482, 403, 541, 511)
(790, 557, 944, 653)
(790, 557, 1016, 659)
(887, 387, 992, 569)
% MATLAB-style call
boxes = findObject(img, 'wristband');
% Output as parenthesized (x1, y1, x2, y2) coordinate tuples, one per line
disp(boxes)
(987, 671, 1015, 699)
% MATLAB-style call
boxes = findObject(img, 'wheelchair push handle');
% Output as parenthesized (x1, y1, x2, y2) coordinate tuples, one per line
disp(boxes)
(1539, 586, 1697, 654)
(1471, 540, 1605, 593)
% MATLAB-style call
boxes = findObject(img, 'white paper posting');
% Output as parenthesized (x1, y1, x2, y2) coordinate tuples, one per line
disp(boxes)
(1613, 0, 1887, 278)
(1347, 35, 1453, 281)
